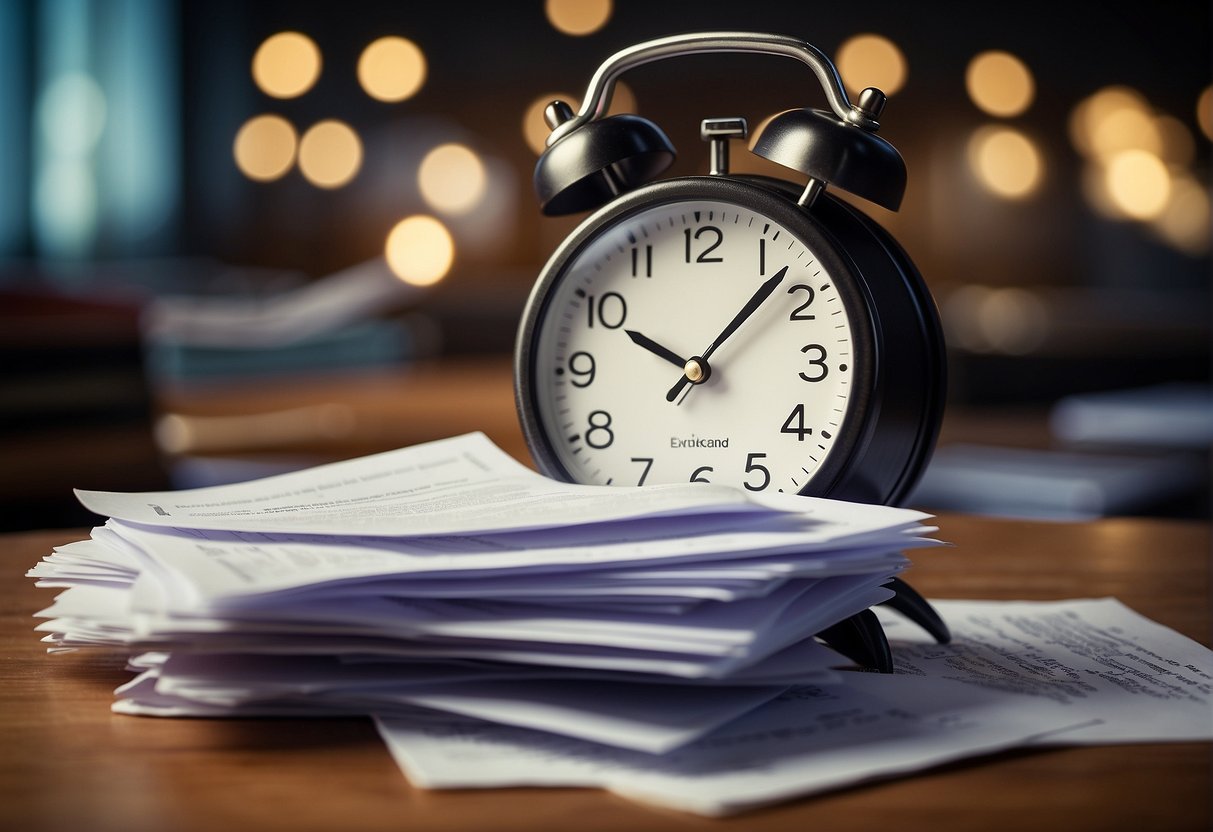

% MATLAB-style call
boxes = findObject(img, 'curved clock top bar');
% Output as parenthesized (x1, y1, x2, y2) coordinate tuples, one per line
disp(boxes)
(546, 32, 878, 147)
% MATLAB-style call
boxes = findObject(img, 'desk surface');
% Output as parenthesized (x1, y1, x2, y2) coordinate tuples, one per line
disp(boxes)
(2, 515, 1210, 832)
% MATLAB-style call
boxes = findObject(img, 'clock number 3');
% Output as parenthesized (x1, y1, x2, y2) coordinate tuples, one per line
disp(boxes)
(799, 344, 828, 382)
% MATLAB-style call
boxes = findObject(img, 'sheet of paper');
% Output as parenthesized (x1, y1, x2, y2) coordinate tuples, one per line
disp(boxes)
(139, 637, 841, 694)
(74, 433, 775, 536)
(373, 597, 1213, 816)
(93, 509, 931, 608)
(113, 658, 789, 754)
(874, 597, 1213, 743)
(375, 677, 1083, 816)
(35, 570, 895, 675)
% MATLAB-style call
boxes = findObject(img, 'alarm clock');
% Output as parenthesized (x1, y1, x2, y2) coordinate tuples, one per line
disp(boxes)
(514, 32, 945, 507)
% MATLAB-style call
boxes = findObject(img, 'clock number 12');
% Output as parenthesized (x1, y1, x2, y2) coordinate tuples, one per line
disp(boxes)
(684, 227, 724, 263)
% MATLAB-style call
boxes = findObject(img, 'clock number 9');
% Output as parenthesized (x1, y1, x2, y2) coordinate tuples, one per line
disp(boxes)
(567, 351, 595, 387)
(587, 292, 627, 329)
(799, 344, 828, 382)
(585, 410, 614, 449)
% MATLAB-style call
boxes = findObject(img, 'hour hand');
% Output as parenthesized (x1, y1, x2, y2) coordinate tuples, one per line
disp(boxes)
(625, 329, 686, 369)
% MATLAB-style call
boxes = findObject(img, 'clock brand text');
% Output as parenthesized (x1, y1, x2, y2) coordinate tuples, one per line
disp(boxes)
(670, 435, 730, 449)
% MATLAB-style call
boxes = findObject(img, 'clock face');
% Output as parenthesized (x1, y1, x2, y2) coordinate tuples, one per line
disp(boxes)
(520, 186, 874, 496)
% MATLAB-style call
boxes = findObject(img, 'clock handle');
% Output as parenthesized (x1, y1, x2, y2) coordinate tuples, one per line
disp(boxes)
(545, 31, 876, 149)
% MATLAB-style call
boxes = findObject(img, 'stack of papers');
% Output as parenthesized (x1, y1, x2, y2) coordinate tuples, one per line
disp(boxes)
(29, 433, 941, 755)
(26, 433, 1213, 815)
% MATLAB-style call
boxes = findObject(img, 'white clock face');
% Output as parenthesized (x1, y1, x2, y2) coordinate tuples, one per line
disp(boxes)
(527, 197, 863, 495)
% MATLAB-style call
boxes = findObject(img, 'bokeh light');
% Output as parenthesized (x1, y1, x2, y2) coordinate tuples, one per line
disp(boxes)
(836, 34, 907, 97)
(965, 51, 1034, 117)
(357, 36, 427, 102)
(1090, 106, 1162, 160)
(385, 215, 454, 286)
(1069, 86, 1149, 157)
(233, 114, 298, 182)
(545, 0, 612, 36)
(252, 32, 321, 99)
(418, 143, 487, 215)
(1153, 114, 1196, 166)
(298, 120, 363, 188)
(1152, 173, 1211, 255)
(38, 73, 107, 156)
(969, 126, 1043, 199)
(1105, 149, 1171, 220)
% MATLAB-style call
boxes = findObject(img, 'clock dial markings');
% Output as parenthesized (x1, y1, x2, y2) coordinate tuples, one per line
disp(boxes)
(531, 199, 857, 494)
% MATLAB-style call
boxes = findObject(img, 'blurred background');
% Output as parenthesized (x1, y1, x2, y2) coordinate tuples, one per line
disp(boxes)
(1, 0, 1209, 529)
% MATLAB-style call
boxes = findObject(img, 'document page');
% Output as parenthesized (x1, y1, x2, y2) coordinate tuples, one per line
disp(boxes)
(376, 677, 1081, 817)
(74, 433, 768, 536)
(874, 597, 1213, 743)
(376, 597, 1213, 816)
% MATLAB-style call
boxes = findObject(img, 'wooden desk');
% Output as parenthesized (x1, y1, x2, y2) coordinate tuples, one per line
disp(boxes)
(2, 516, 1210, 832)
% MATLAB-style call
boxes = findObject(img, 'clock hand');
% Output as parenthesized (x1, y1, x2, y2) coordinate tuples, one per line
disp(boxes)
(666, 265, 789, 402)
(624, 329, 686, 368)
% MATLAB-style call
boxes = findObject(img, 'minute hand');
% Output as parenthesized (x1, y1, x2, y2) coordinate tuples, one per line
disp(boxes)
(666, 265, 789, 402)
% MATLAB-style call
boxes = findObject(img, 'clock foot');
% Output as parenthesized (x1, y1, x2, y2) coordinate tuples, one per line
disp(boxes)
(816, 609, 893, 673)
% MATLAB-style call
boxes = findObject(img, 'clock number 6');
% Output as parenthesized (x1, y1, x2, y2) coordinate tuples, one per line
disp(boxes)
(799, 344, 829, 382)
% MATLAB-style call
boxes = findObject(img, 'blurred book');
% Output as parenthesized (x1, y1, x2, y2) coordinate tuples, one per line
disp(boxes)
(1050, 384, 1213, 450)
(0, 288, 168, 529)
(145, 319, 417, 380)
(910, 443, 1206, 520)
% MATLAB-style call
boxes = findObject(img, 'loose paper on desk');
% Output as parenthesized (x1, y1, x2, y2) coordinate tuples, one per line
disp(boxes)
(874, 597, 1213, 744)
(376, 597, 1213, 816)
